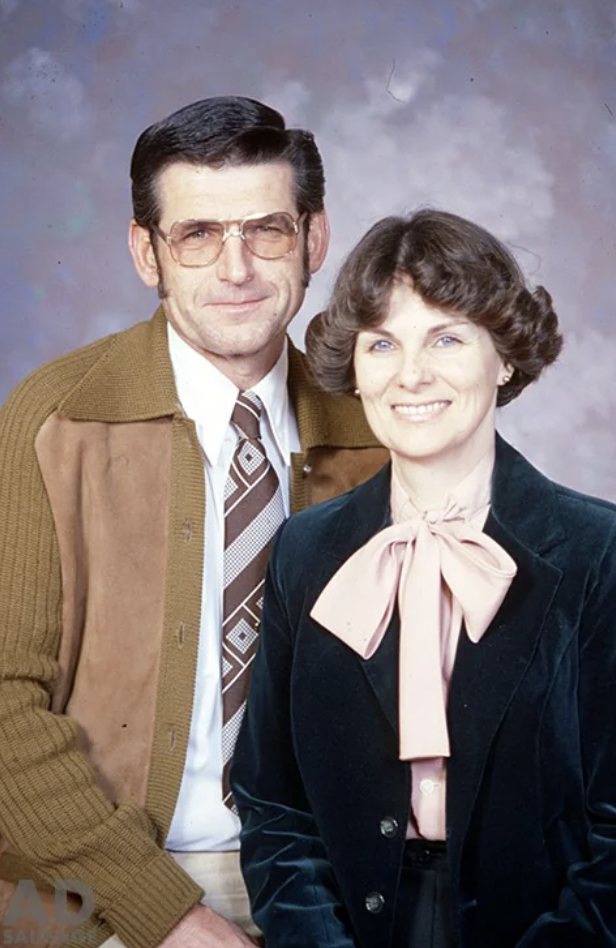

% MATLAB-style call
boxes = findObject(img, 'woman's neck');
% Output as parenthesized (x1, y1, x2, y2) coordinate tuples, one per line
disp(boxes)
(391, 441, 496, 512)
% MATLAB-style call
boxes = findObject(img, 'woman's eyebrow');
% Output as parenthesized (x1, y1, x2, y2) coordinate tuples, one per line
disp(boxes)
(360, 327, 395, 338)
(359, 319, 472, 339)
(426, 319, 471, 336)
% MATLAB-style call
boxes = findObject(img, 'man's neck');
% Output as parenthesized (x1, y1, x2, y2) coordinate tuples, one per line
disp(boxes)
(176, 331, 286, 391)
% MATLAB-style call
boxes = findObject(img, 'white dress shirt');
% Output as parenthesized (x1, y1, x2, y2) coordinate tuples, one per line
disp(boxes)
(165, 323, 300, 851)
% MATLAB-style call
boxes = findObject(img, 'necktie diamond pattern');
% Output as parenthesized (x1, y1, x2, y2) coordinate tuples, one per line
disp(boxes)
(221, 390, 285, 809)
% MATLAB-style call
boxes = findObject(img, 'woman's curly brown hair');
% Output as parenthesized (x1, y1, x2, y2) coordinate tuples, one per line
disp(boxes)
(306, 209, 563, 407)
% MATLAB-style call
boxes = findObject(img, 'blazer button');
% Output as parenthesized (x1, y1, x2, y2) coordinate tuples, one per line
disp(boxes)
(365, 892, 385, 914)
(379, 817, 399, 838)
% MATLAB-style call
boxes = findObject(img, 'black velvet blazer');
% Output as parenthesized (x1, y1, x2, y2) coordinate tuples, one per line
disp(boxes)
(232, 435, 616, 948)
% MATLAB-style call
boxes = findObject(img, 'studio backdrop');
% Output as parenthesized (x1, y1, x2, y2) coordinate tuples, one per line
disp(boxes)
(1, 0, 614, 497)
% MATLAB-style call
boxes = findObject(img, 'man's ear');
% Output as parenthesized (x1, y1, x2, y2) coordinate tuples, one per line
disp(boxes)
(128, 219, 160, 289)
(306, 210, 330, 276)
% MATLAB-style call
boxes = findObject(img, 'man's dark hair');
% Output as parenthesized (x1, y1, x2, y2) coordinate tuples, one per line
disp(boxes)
(306, 208, 563, 407)
(130, 96, 325, 229)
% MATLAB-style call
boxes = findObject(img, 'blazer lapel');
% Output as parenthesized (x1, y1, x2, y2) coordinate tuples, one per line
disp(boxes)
(322, 463, 399, 733)
(446, 518, 562, 850)
(361, 613, 400, 734)
(447, 436, 566, 862)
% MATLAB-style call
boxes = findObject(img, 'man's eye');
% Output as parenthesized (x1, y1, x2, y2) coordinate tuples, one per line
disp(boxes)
(178, 224, 219, 243)
(248, 222, 285, 237)
(188, 228, 214, 240)
(247, 213, 295, 237)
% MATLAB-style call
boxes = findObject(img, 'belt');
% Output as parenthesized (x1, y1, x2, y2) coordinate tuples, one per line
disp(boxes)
(403, 838, 448, 870)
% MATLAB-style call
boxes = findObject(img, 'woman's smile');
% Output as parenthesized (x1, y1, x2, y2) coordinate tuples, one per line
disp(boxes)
(392, 399, 451, 421)
(354, 280, 511, 485)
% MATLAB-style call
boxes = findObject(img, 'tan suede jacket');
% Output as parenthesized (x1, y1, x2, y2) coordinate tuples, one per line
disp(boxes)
(0, 311, 387, 948)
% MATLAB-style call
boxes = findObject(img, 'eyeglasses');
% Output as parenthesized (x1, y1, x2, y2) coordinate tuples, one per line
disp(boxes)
(152, 211, 305, 268)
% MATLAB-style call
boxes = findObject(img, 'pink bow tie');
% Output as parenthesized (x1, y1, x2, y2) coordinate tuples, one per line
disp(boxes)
(310, 497, 517, 760)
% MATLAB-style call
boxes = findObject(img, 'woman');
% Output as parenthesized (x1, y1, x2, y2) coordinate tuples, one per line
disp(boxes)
(231, 210, 616, 947)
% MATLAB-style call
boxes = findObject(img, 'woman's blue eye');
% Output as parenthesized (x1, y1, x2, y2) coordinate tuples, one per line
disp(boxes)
(370, 339, 394, 352)
(435, 335, 460, 347)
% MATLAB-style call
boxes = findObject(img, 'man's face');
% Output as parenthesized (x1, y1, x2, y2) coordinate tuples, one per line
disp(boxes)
(130, 161, 329, 383)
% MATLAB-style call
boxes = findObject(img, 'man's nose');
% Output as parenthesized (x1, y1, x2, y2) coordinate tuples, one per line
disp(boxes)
(215, 230, 254, 284)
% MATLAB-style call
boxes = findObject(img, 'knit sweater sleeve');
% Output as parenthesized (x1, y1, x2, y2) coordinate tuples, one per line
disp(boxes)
(0, 350, 202, 948)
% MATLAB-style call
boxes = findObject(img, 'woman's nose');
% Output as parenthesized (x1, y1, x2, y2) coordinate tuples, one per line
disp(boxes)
(396, 348, 433, 388)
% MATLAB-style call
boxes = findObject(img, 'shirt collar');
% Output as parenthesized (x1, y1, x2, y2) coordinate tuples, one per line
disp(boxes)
(167, 322, 295, 466)
(251, 342, 297, 464)
(392, 446, 496, 525)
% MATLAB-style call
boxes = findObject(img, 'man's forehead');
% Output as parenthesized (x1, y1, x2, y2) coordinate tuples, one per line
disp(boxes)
(155, 160, 297, 223)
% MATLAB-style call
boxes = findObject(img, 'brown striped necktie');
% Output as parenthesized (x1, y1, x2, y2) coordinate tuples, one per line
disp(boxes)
(221, 390, 285, 809)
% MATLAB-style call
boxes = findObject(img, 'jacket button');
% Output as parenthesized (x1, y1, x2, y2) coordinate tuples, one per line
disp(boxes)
(365, 892, 385, 914)
(302, 462, 312, 475)
(379, 817, 399, 838)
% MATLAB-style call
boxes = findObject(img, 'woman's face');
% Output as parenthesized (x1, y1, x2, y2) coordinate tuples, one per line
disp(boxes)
(353, 280, 511, 477)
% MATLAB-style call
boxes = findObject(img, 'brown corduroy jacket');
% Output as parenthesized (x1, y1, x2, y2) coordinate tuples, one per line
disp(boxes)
(0, 311, 387, 948)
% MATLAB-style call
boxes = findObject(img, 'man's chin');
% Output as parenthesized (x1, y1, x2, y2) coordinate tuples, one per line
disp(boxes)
(197, 328, 288, 365)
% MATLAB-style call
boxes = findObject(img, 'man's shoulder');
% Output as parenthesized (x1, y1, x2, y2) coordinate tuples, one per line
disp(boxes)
(1, 329, 120, 429)
(0, 324, 149, 475)
(278, 462, 389, 553)
(1, 313, 174, 431)
(287, 340, 382, 450)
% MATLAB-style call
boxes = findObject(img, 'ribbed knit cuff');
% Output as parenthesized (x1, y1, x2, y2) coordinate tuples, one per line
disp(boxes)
(102, 850, 203, 948)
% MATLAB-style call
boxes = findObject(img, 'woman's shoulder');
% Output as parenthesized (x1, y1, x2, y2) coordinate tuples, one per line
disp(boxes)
(552, 480, 616, 553)
(553, 480, 616, 520)
(524, 470, 616, 583)
(495, 436, 616, 547)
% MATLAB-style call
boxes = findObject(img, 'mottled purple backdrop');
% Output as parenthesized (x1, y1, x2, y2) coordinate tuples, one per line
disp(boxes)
(1, 0, 615, 496)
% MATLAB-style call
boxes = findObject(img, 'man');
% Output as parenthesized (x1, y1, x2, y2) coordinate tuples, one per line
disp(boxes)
(0, 97, 387, 948)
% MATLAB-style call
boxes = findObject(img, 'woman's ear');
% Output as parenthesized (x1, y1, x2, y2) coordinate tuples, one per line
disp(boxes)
(498, 363, 514, 386)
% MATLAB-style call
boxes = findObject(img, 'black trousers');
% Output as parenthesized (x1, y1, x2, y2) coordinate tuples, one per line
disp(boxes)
(392, 839, 457, 948)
